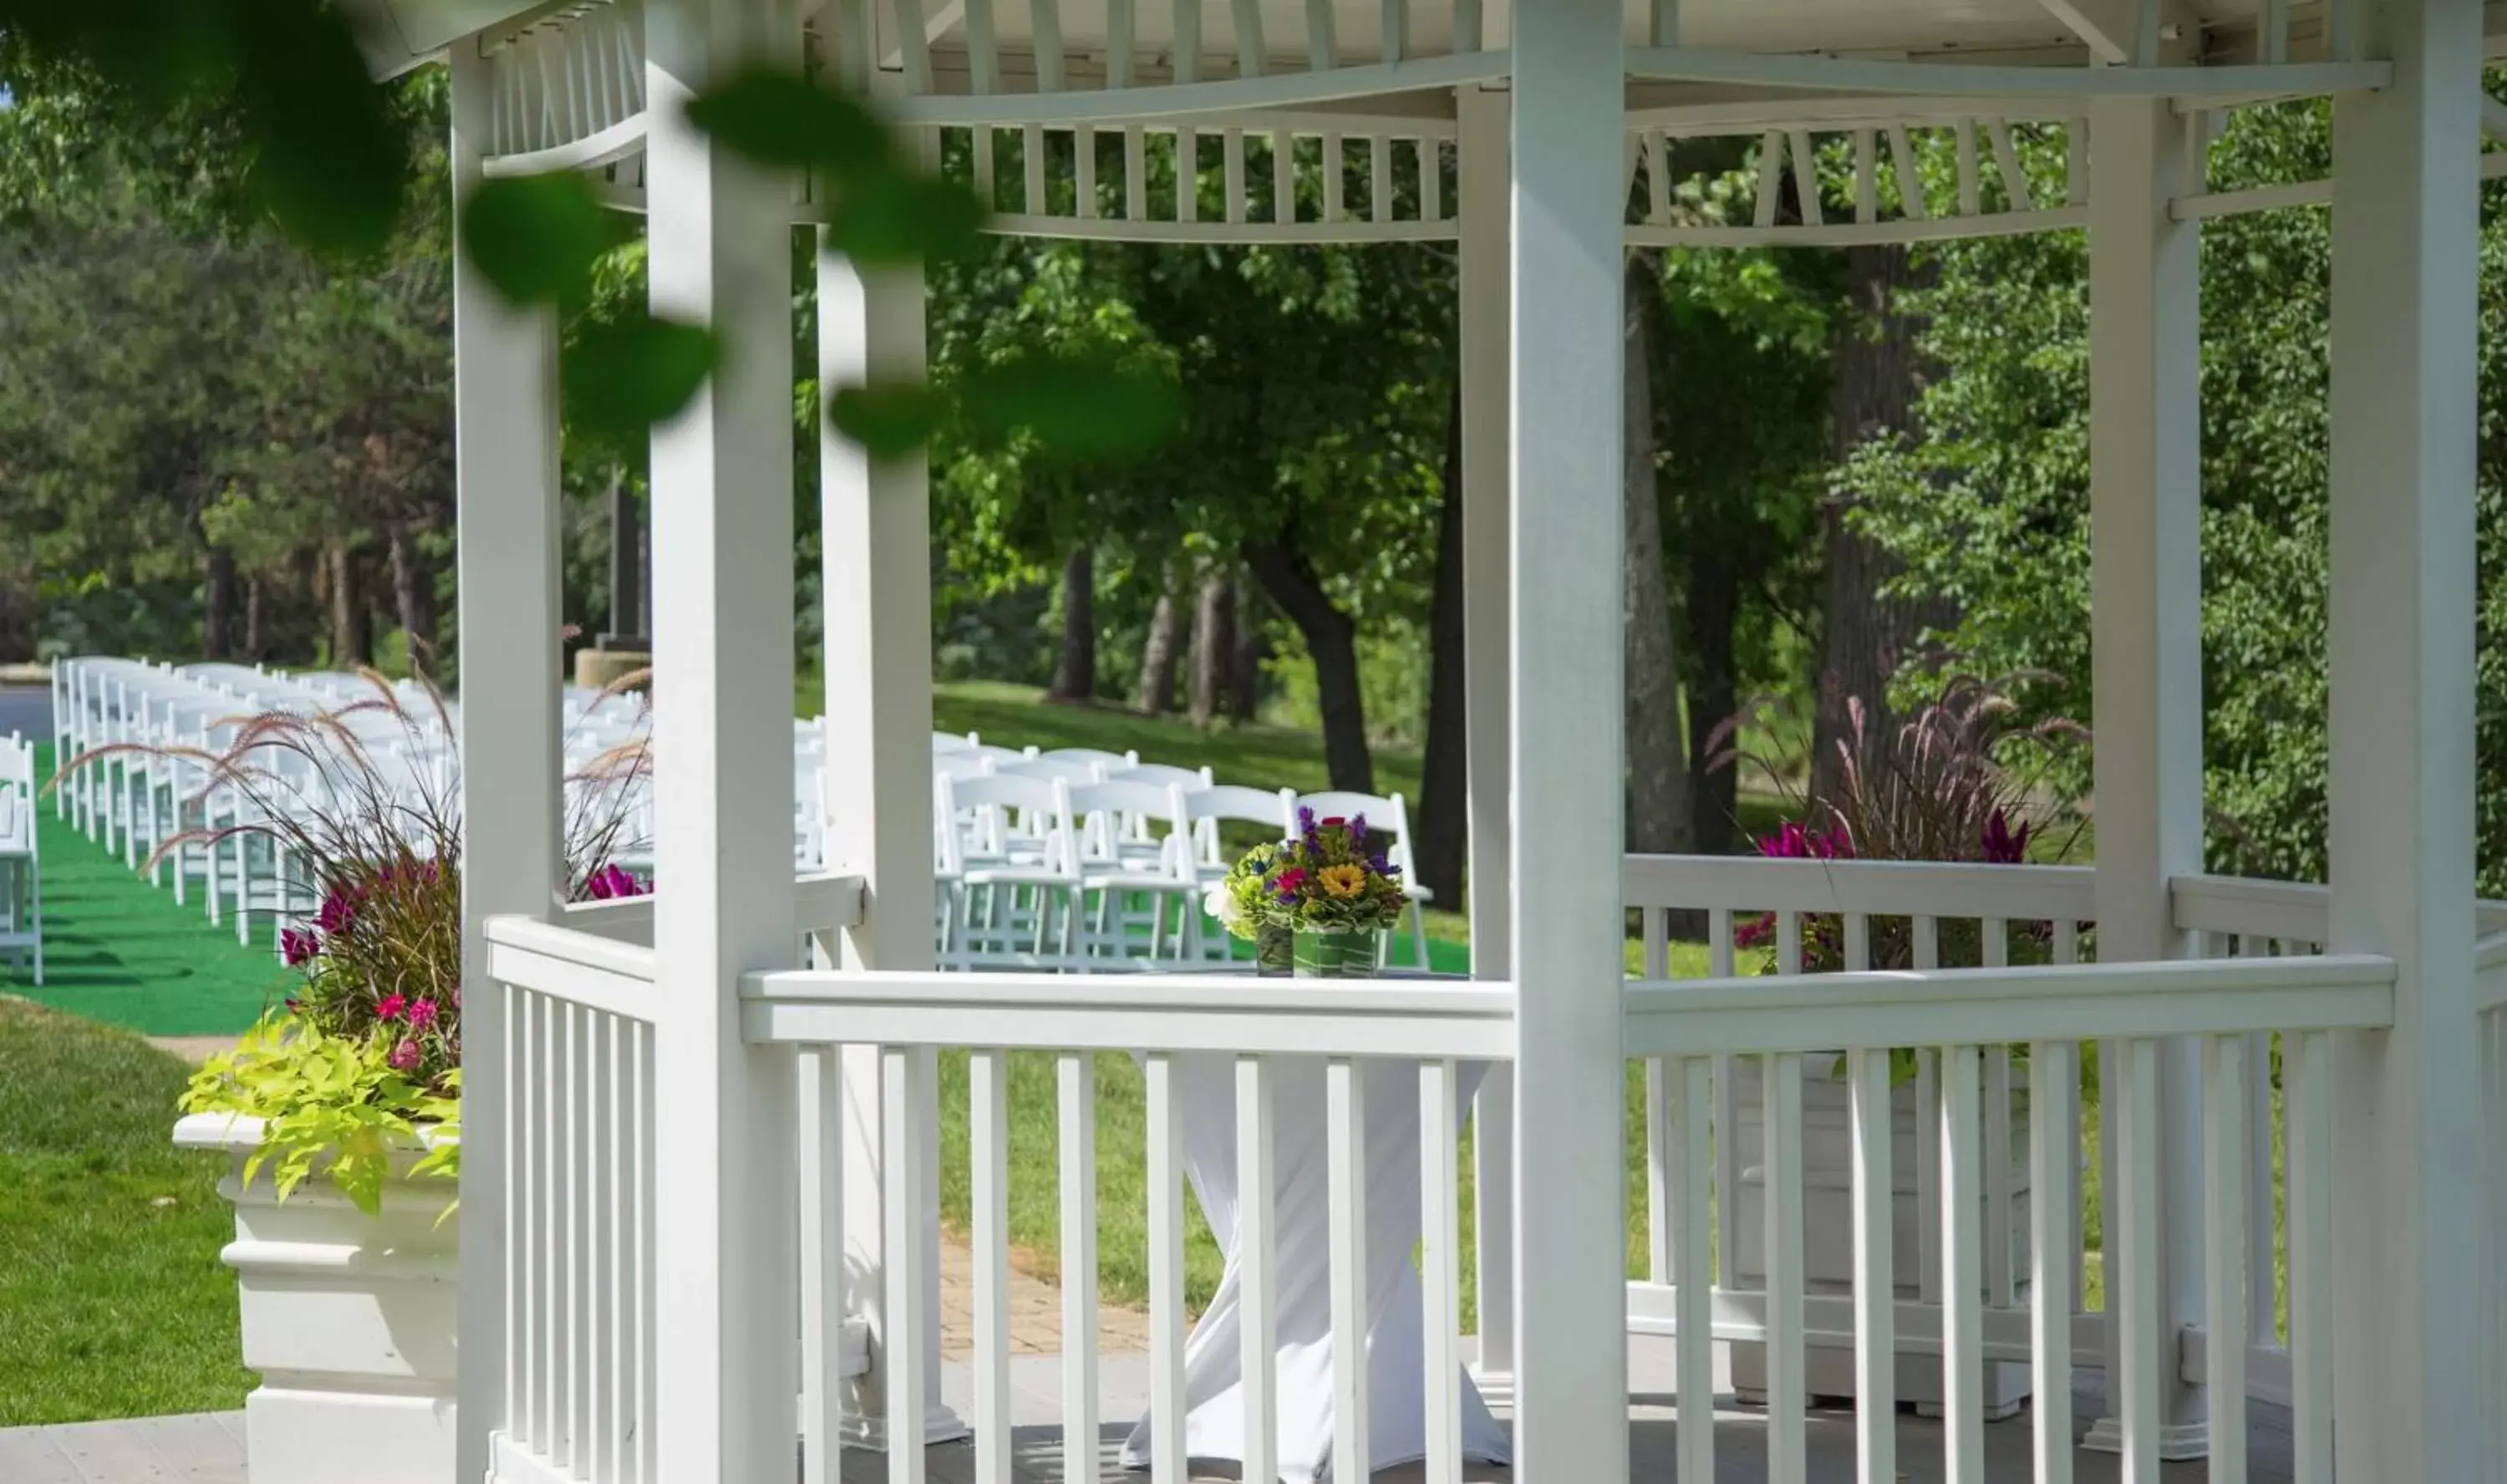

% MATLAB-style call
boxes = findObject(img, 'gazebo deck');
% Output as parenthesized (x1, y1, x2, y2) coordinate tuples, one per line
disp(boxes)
(3, 1336, 2296, 1484)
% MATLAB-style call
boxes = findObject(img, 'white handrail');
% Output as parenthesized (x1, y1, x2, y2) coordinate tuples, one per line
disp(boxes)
(1625, 853, 2095, 921)
(740, 969, 1518, 1060)
(2169, 873, 2329, 945)
(1623, 953, 2395, 1056)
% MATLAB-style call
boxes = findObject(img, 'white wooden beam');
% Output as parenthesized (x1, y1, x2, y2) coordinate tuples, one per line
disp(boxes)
(2035, 0, 2134, 64)
(450, 42, 566, 1484)
(1508, 3, 1629, 1481)
(2085, 92, 2210, 1466)
(643, 1, 803, 1481)
(820, 131, 965, 1451)
(2326, 0, 2489, 1478)
(1455, 78, 1516, 1413)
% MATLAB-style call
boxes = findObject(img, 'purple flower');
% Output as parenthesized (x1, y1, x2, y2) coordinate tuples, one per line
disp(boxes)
(280, 928, 320, 967)
(1348, 813, 1368, 844)
(585, 862, 645, 901)
(387, 1039, 421, 1073)
(1981, 809, 2031, 866)
(408, 999, 440, 1029)
(314, 889, 356, 936)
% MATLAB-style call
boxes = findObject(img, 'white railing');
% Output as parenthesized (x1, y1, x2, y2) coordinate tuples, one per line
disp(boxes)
(1623, 951, 2394, 1483)
(484, 914, 660, 1484)
(2484, 939, 2507, 1479)
(740, 968, 1517, 1484)
(1625, 854, 2097, 1425)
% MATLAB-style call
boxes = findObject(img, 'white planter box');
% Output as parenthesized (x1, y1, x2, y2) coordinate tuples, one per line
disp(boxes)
(175, 1113, 458, 1484)
(1722, 1056, 2037, 1418)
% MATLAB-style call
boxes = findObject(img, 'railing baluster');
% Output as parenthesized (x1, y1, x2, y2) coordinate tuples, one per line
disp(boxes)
(1145, 1053, 1187, 1479)
(1668, 1055, 1714, 1481)
(1914, 918, 1941, 1310)
(1848, 1044, 1895, 1482)
(1420, 1060, 1462, 1484)
(1645, 130, 1671, 226)
(502, 985, 523, 1446)
(1224, 128, 1247, 225)
(1775, 908, 1803, 975)
(2113, 1037, 2163, 1482)
(1955, 118, 1981, 216)
(1025, 124, 1049, 216)
(1942, 1042, 1986, 1483)
(1788, 128, 1822, 227)
(1889, 124, 1927, 219)
(2286, 1030, 2333, 1484)
(638, 1022, 656, 1484)
(2203, 1034, 2250, 1482)
(2247, 1029, 2276, 1349)
(1645, 1047, 1673, 1281)
(1754, 130, 1784, 228)
(882, 1047, 929, 1484)
(2029, 1039, 2077, 1484)
(1237, 1055, 1279, 1484)
(1989, 120, 2032, 211)
(536, 991, 556, 1449)
(1766, 1050, 1807, 1484)
(971, 1049, 1013, 1481)
(1324, 131, 1345, 221)
(1075, 125, 1096, 218)
(1272, 127, 1296, 224)
(1059, 1051, 1100, 1484)
(1327, 1057, 1371, 1483)
(588, 1013, 613, 1484)
(1177, 126, 1200, 222)
(799, 1046, 844, 1484)
(1854, 125, 1878, 222)
(1421, 135, 1443, 222)
(569, 1003, 590, 1469)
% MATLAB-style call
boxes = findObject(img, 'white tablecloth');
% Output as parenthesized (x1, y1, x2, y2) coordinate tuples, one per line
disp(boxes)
(1121, 1055, 1512, 1483)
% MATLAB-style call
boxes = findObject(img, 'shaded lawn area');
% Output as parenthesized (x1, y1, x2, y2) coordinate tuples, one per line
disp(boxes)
(0, 999, 251, 1425)
(0, 745, 286, 1038)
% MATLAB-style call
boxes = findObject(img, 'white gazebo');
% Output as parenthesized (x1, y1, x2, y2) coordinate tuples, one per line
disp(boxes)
(343, 0, 2499, 1480)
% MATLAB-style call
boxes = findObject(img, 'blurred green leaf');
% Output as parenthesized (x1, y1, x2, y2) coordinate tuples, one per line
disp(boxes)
(827, 381, 946, 460)
(563, 313, 717, 442)
(228, 0, 409, 258)
(685, 69, 891, 175)
(962, 354, 1184, 459)
(462, 174, 613, 305)
(825, 170, 984, 266)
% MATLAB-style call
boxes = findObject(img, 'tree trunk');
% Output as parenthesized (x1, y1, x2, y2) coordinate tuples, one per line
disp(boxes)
(387, 524, 439, 675)
(1623, 254, 1693, 855)
(326, 541, 372, 668)
(244, 578, 268, 661)
(1412, 381, 1470, 907)
(1047, 543, 1096, 702)
(1242, 541, 1374, 793)
(1188, 569, 1235, 728)
(1137, 566, 1186, 714)
(202, 548, 238, 661)
(1228, 585, 1268, 724)
(1814, 244, 1958, 806)
(1685, 553, 1741, 856)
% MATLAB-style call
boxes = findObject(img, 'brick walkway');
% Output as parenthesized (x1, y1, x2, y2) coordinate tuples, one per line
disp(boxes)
(937, 1236, 1151, 1357)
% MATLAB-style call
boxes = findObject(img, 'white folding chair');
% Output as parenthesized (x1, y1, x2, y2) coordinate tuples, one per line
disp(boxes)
(1177, 785, 1299, 963)
(937, 770, 1081, 971)
(1066, 778, 1195, 963)
(0, 734, 43, 984)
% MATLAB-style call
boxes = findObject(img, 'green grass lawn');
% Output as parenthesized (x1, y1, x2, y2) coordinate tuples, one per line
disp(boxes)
(0, 745, 287, 1038)
(0, 999, 251, 1425)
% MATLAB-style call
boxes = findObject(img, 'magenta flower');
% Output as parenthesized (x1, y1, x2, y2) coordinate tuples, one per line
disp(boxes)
(1981, 809, 2031, 865)
(314, 889, 356, 936)
(387, 1039, 421, 1072)
(408, 999, 440, 1029)
(584, 862, 645, 901)
(377, 993, 408, 1022)
(280, 928, 319, 967)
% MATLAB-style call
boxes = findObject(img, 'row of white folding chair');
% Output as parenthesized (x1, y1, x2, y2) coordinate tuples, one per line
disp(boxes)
(936, 772, 1205, 970)
(0, 732, 42, 984)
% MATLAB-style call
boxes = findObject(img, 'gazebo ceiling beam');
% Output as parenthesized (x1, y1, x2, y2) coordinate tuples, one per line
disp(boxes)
(884, 49, 1500, 125)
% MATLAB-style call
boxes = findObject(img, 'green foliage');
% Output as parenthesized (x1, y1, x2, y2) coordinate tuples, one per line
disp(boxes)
(181, 1016, 461, 1217)
(1852, 101, 2507, 891)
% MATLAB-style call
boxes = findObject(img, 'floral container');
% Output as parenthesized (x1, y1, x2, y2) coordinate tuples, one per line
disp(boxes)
(1254, 922, 1295, 976)
(175, 1112, 458, 1484)
(1293, 928, 1381, 978)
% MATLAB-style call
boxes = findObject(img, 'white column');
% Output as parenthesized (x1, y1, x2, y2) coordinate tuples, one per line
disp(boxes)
(819, 235, 964, 1446)
(2326, 3, 2486, 1478)
(1455, 77, 1517, 1406)
(644, 0, 803, 1479)
(1508, 5, 1629, 1481)
(2083, 96, 2208, 1461)
(449, 43, 566, 1484)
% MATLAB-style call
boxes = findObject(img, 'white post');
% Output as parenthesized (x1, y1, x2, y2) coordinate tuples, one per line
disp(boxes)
(2326, 3, 2487, 1478)
(1455, 77, 1517, 1407)
(449, 42, 566, 1484)
(1508, 4, 1628, 1481)
(2084, 96, 2208, 1461)
(820, 227, 964, 1445)
(644, 0, 803, 1479)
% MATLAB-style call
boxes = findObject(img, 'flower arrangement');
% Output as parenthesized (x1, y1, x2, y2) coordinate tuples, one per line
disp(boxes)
(60, 669, 648, 1212)
(1272, 808, 1408, 934)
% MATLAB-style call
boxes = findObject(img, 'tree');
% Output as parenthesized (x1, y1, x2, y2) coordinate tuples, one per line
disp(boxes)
(1137, 561, 1185, 714)
(1411, 384, 1471, 904)
(1623, 252, 1691, 854)
(1047, 545, 1098, 702)
(1814, 245, 1955, 806)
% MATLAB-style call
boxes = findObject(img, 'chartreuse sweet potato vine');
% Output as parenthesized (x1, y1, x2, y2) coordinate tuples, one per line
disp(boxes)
(183, 1020, 461, 1218)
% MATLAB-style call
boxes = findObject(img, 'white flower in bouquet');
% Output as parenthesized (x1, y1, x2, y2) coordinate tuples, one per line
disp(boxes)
(1203, 882, 1243, 930)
